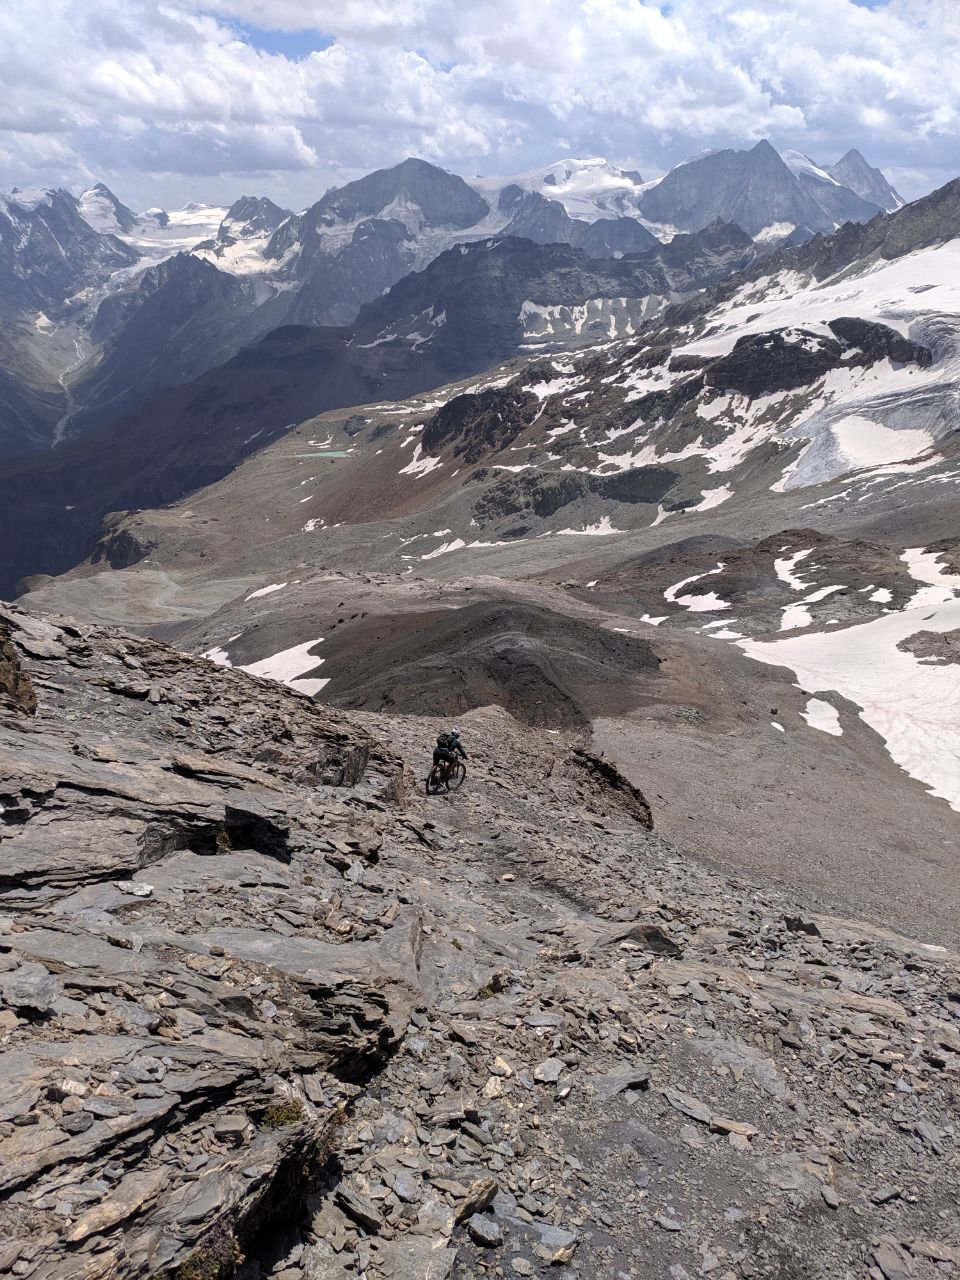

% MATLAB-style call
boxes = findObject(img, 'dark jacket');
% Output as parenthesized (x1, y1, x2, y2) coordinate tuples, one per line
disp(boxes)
(434, 734, 468, 763)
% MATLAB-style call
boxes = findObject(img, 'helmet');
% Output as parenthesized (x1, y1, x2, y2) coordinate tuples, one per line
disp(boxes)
(451, 726, 461, 737)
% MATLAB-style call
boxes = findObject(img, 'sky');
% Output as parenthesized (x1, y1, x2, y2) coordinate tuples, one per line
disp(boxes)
(0, 0, 957, 211)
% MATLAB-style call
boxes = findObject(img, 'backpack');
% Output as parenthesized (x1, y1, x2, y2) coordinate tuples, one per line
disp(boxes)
(437, 733, 453, 750)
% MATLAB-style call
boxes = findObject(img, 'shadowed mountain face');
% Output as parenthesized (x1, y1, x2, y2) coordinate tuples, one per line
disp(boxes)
(498, 185, 660, 255)
(349, 221, 759, 375)
(0, 167, 953, 606)
(75, 253, 266, 432)
(0, 189, 142, 456)
(0, 187, 138, 316)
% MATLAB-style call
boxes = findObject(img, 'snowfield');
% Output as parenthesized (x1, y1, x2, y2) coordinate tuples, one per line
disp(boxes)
(656, 241, 960, 492)
(739, 598, 960, 810)
(473, 158, 651, 223)
(239, 639, 329, 697)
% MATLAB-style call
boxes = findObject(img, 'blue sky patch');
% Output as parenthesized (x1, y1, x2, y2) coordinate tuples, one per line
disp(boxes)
(229, 21, 335, 60)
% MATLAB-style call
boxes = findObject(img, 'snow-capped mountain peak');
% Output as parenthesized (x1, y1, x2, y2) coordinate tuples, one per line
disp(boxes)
(78, 182, 138, 236)
(474, 157, 648, 222)
(780, 150, 842, 188)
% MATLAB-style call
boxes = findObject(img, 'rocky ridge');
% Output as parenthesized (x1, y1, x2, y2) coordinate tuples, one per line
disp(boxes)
(1, 603, 959, 1279)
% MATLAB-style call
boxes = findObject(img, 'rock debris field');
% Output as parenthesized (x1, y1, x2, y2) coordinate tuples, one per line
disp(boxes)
(0, 603, 958, 1280)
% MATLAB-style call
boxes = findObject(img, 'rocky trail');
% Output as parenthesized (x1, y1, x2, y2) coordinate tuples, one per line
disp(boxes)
(1, 604, 959, 1280)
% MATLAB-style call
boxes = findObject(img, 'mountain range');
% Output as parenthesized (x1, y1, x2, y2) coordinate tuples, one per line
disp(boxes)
(0, 142, 902, 460)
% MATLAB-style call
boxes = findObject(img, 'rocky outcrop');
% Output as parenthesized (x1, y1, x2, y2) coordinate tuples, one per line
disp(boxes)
(422, 386, 540, 463)
(0, 606, 412, 1277)
(897, 627, 960, 664)
(472, 466, 680, 527)
(828, 316, 933, 367)
(0, 618, 35, 714)
(567, 748, 653, 828)
(704, 330, 843, 398)
(88, 512, 160, 569)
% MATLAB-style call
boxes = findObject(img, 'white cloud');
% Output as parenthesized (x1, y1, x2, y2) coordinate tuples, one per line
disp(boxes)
(0, 0, 956, 207)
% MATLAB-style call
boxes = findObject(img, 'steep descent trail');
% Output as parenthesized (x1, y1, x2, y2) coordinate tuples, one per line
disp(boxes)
(1, 609, 959, 1280)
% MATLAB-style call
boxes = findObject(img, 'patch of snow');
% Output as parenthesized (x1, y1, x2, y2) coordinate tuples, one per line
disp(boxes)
(738, 598, 960, 810)
(870, 587, 893, 604)
(240, 638, 329, 697)
(772, 720, 786, 732)
(901, 547, 960, 608)
(245, 582, 287, 601)
(477, 158, 651, 222)
(555, 516, 621, 536)
(802, 698, 842, 735)
(526, 375, 585, 400)
(754, 221, 797, 243)
(664, 561, 725, 603)
(832, 416, 935, 471)
(420, 537, 516, 560)
(801, 488, 851, 509)
(690, 484, 733, 512)
(546, 420, 578, 440)
(781, 150, 841, 186)
(775, 549, 814, 590)
(399, 443, 443, 477)
(676, 591, 731, 613)
(805, 584, 844, 603)
(780, 603, 813, 631)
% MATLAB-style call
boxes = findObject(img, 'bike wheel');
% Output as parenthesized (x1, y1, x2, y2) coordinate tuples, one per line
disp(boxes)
(446, 761, 466, 791)
(426, 766, 444, 795)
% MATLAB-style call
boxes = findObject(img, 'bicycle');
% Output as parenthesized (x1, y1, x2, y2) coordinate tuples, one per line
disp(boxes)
(426, 758, 466, 795)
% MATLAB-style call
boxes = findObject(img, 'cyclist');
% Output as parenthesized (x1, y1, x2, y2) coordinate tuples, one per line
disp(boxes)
(433, 726, 468, 779)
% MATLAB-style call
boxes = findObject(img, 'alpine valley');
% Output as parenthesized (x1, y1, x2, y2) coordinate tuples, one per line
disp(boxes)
(2, 132, 960, 1280)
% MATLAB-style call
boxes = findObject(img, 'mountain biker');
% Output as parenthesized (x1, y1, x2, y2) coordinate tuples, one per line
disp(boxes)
(433, 726, 468, 778)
